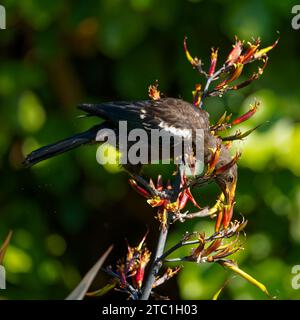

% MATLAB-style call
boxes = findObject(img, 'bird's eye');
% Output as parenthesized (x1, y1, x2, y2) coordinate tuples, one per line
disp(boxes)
(227, 174, 234, 183)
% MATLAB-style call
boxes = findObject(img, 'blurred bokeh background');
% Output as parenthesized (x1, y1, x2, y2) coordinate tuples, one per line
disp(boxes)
(0, 0, 300, 300)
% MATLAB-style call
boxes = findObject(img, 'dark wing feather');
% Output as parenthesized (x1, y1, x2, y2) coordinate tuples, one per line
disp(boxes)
(78, 98, 209, 134)
(78, 101, 147, 130)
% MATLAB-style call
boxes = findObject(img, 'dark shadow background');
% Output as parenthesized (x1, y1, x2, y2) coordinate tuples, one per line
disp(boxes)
(0, 0, 300, 299)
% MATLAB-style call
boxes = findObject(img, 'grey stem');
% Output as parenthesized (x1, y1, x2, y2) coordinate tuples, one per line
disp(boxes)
(140, 169, 182, 300)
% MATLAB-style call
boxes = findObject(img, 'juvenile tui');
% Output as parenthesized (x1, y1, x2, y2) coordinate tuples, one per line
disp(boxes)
(23, 97, 237, 206)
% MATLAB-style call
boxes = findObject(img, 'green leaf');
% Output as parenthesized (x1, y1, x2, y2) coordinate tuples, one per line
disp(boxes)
(220, 260, 272, 298)
(0, 230, 13, 265)
(86, 280, 117, 297)
(66, 245, 113, 300)
(212, 277, 234, 300)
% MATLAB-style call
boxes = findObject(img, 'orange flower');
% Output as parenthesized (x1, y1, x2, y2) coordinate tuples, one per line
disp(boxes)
(208, 48, 218, 76)
(226, 39, 243, 65)
(239, 39, 261, 64)
(254, 37, 279, 59)
(135, 249, 151, 289)
(192, 83, 202, 107)
(148, 81, 161, 100)
(183, 36, 199, 67)
(231, 102, 259, 125)
(215, 63, 244, 90)
(207, 143, 221, 175)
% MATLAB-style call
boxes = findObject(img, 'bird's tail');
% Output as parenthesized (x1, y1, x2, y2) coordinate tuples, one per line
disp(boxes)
(23, 125, 103, 167)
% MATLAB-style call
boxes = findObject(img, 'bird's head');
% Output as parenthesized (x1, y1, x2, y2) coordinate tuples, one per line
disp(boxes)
(215, 162, 237, 206)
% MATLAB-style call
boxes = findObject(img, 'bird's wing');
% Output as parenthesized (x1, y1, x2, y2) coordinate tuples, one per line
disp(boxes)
(78, 98, 209, 136)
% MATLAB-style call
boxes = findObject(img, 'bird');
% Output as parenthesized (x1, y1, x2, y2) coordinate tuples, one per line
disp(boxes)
(23, 97, 237, 206)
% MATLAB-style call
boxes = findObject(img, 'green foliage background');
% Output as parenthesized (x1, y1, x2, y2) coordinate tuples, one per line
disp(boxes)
(0, 0, 300, 299)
